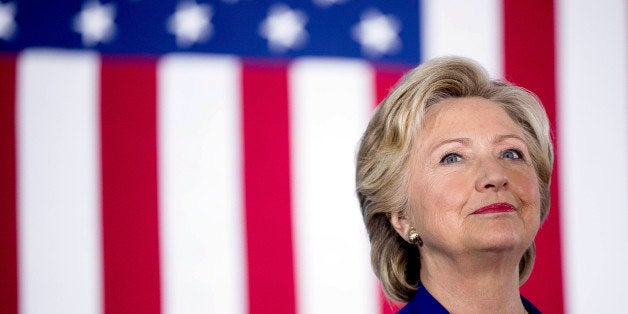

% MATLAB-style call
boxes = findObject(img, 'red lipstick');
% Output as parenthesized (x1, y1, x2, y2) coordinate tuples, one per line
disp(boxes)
(472, 202, 516, 215)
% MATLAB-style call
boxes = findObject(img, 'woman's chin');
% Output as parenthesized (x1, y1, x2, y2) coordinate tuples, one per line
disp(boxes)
(465, 222, 529, 252)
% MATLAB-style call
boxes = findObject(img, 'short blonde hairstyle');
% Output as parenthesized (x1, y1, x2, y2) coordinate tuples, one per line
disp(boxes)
(356, 56, 554, 302)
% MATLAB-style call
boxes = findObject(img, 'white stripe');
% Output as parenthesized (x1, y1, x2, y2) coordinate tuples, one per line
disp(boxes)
(17, 50, 102, 314)
(421, 0, 503, 77)
(158, 55, 246, 314)
(290, 59, 377, 314)
(557, 1, 628, 313)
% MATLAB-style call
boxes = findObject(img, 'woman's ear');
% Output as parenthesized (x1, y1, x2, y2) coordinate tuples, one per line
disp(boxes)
(390, 211, 411, 240)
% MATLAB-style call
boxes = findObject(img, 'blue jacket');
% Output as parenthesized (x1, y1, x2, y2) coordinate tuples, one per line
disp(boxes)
(397, 284, 542, 314)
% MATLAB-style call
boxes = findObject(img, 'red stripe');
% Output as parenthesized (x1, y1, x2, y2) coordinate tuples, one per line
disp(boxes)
(0, 55, 18, 314)
(100, 58, 161, 314)
(504, 1, 565, 313)
(375, 67, 408, 314)
(378, 289, 399, 314)
(242, 63, 296, 314)
(375, 67, 406, 105)
(373, 67, 408, 108)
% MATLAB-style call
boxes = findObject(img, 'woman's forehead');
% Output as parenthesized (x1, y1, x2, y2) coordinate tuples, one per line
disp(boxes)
(417, 97, 525, 145)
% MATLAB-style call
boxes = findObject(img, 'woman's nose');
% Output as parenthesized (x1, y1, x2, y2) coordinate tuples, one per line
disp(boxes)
(475, 158, 509, 192)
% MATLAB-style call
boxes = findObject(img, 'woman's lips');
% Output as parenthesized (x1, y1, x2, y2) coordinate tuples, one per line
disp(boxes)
(472, 202, 516, 214)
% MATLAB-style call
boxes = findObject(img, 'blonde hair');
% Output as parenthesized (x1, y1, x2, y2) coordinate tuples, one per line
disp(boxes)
(356, 56, 554, 302)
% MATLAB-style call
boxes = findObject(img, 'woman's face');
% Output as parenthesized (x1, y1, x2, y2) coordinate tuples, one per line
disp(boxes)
(406, 97, 541, 257)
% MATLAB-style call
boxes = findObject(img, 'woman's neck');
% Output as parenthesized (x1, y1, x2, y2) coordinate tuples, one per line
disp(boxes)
(419, 251, 527, 313)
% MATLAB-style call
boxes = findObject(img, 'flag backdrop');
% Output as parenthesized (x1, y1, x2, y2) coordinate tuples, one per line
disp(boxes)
(1, 1, 627, 313)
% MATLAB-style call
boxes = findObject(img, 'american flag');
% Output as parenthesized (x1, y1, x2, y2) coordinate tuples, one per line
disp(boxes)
(0, 1, 627, 313)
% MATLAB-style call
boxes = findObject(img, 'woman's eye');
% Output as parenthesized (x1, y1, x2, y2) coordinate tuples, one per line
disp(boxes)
(440, 153, 462, 164)
(502, 149, 523, 160)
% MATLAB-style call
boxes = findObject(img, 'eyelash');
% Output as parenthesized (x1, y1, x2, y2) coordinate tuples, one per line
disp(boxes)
(440, 153, 462, 165)
(502, 148, 525, 160)
(439, 148, 525, 165)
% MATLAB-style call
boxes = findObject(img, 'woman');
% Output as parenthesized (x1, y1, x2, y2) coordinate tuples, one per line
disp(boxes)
(356, 56, 552, 313)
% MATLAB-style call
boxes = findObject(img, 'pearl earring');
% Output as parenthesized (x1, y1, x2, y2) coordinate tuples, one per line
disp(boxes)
(407, 226, 423, 247)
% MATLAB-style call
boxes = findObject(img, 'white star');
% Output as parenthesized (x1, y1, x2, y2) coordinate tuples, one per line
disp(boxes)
(167, 1, 212, 48)
(351, 9, 401, 57)
(0, 1, 17, 41)
(73, 1, 116, 47)
(259, 4, 308, 53)
(313, 0, 347, 8)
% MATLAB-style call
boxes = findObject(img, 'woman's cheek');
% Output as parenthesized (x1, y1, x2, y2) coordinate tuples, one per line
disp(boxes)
(511, 168, 539, 201)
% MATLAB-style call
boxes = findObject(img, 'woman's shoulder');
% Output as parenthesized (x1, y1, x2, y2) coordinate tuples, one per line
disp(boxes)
(521, 295, 542, 314)
(397, 286, 542, 314)
(397, 285, 448, 314)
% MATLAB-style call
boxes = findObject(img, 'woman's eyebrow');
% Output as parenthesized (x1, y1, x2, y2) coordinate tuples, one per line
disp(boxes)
(494, 134, 526, 144)
(430, 138, 470, 153)
(429, 134, 525, 153)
